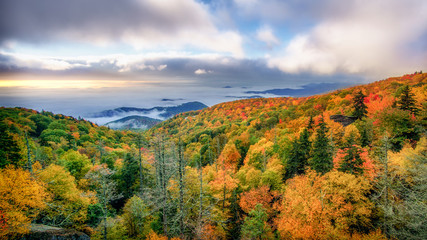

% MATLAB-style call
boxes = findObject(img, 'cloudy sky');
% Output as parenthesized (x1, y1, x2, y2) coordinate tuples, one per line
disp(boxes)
(0, 0, 426, 117)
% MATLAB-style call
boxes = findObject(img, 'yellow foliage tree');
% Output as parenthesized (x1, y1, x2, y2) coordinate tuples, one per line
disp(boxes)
(243, 138, 274, 171)
(209, 168, 239, 221)
(0, 167, 48, 238)
(236, 165, 262, 191)
(388, 137, 427, 181)
(36, 164, 92, 228)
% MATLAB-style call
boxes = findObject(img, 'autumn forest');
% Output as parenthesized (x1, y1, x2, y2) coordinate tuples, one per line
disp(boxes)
(1, 73, 426, 239)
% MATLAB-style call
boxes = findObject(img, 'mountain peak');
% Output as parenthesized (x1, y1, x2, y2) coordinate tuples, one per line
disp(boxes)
(87, 101, 208, 128)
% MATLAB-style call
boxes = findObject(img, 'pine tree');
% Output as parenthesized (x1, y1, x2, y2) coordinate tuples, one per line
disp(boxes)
(307, 116, 315, 130)
(285, 128, 311, 179)
(352, 90, 368, 120)
(310, 117, 333, 174)
(118, 153, 139, 199)
(397, 85, 419, 115)
(339, 133, 364, 175)
(136, 133, 145, 192)
(227, 190, 242, 240)
(285, 138, 301, 180)
(356, 120, 372, 147)
(240, 204, 273, 240)
(0, 122, 23, 168)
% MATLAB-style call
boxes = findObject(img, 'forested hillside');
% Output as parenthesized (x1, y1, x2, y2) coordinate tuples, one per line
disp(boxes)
(1, 73, 426, 239)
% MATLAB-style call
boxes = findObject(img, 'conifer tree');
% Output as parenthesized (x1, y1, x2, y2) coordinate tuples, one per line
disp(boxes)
(118, 153, 139, 199)
(310, 117, 333, 174)
(397, 85, 419, 115)
(356, 120, 372, 147)
(299, 128, 311, 166)
(339, 133, 364, 175)
(352, 90, 368, 120)
(0, 121, 23, 168)
(307, 116, 314, 130)
(285, 128, 311, 179)
(227, 190, 242, 240)
(240, 204, 273, 240)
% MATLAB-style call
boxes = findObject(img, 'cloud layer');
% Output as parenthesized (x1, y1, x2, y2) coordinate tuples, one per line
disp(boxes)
(0, 0, 243, 56)
(1, 0, 426, 78)
(263, 0, 427, 76)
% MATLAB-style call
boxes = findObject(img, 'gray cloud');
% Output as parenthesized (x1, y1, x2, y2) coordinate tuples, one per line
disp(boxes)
(0, 49, 364, 118)
(0, 0, 243, 55)
(0, 51, 364, 88)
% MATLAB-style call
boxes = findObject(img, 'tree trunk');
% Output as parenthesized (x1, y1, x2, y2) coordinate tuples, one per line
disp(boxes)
(102, 181, 108, 240)
(222, 162, 226, 213)
(160, 138, 168, 237)
(178, 139, 185, 236)
(382, 135, 390, 236)
(199, 156, 203, 222)
(137, 134, 144, 192)
(25, 131, 32, 173)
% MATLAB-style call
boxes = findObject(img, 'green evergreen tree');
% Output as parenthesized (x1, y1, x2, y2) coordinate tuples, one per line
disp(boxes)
(352, 90, 368, 120)
(118, 153, 140, 199)
(0, 121, 23, 168)
(356, 120, 373, 147)
(240, 204, 273, 240)
(397, 85, 419, 115)
(285, 128, 311, 179)
(285, 138, 301, 180)
(380, 108, 421, 151)
(339, 133, 364, 175)
(226, 190, 243, 240)
(309, 117, 333, 174)
(298, 128, 311, 171)
(307, 116, 315, 130)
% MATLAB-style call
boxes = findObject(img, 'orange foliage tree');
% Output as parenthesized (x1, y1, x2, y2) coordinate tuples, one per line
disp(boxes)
(218, 143, 241, 171)
(276, 170, 375, 239)
(208, 168, 239, 220)
(239, 185, 273, 215)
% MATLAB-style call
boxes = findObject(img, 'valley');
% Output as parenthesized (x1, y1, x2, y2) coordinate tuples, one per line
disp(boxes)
(0, 73, 426, 239)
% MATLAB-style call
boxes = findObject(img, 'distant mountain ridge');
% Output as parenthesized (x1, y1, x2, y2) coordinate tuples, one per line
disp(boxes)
(245, 82, 350, 97)
(90, 101, 208, 119)
(87, 101, 208, 129)
(105, 115, 161, 130)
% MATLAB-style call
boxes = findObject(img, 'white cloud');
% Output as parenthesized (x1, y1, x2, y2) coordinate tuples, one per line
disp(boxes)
(157, 65, 167, 71)
(268, 0, 427, 77)
(256, 25, 280, 48)
(0, 52, 82, 71)
(195, 69, 213, 75)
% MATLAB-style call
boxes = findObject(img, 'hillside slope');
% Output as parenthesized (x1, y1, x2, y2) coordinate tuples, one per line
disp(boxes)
(1, 73, 426, 239)
(151, 73, 426, 148)
(141, 72, 426, 239)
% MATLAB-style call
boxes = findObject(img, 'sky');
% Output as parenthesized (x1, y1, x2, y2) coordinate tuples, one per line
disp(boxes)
(0, 0, 426, 118)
